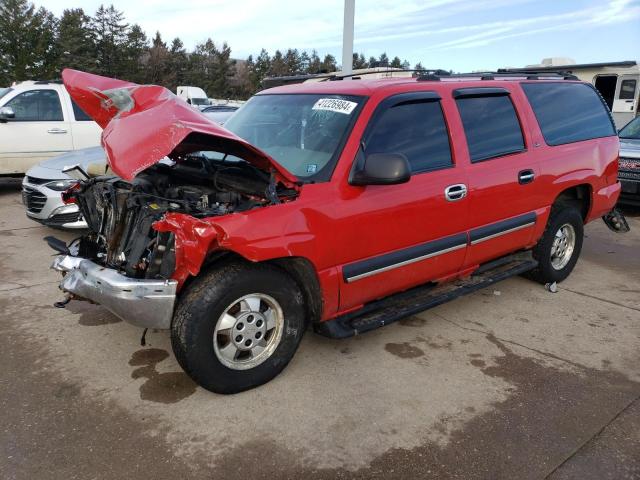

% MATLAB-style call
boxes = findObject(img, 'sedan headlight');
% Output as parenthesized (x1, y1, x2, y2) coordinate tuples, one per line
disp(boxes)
(45, 179, 79, 191)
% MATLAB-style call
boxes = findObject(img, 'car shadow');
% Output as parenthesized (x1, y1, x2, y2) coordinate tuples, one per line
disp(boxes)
(618, 204, 640, 218)
(0, 177, 22, 195)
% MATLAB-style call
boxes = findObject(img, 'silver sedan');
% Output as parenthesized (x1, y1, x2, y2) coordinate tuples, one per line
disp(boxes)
(22, 147, 106, 229)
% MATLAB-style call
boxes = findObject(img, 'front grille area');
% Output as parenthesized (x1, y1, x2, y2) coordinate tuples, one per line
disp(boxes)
(22, 186, 47, 213)
(26, 176, 50, 185)
(619, 171, 640, 181)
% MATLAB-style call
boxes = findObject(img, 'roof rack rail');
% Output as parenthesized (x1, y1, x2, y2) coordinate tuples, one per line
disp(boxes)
(415, 71, 579, 82)
(34, 79, 63, 85)
(327, 68, 449, 81)
(496, 69, 579, 80)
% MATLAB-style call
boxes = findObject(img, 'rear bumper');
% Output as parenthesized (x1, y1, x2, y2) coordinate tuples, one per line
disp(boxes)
(589, 182, 622, 220)
(51, 255, 177, 329)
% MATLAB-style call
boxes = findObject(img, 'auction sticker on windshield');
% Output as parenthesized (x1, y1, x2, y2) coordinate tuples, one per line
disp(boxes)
(312, 98, 358, 115)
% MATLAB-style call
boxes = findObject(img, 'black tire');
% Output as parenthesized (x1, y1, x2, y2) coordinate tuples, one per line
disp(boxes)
(528, 205, 584, 284)
(171, 261, 306, 394)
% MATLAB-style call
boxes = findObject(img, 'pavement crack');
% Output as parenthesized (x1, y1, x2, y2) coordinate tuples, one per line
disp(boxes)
(433, 312, 589, 370)
(0, 225, 44, 233)
(0, 280, 60, 292)
(543, 392, 640, 479)
(561, 287, 640, 313)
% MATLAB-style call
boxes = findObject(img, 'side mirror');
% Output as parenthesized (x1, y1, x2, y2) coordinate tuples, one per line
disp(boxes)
(350, 152, 411, 186)
(0, 106, 15, 122)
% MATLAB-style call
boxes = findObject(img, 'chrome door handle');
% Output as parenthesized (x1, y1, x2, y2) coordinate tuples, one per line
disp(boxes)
(47, 128, 67, 134)
(445, 184, 467, 201)
(518, 169, 535, 184)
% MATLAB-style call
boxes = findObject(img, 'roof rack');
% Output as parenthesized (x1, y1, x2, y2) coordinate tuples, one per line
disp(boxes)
(328, 69, 450, 81)
(416, 71, 579, 82)
(495, 69, 579, 80)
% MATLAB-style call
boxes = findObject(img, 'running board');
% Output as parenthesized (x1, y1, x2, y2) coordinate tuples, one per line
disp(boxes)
(314, 252, 538, 339)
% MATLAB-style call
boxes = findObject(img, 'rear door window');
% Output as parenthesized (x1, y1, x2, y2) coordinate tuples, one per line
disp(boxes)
(522, 82, 616, 146)
(364, 95, 452, 173)
(455, 94, 525, 162)
(5, 89, 64, 121)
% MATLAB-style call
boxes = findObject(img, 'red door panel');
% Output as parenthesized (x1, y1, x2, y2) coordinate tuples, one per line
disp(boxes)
(336, 167, 469, 311)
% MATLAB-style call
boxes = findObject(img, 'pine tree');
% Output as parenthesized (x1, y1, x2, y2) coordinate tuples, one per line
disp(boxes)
(307, 50, 321, 74)
(250, 48, 271, 90)
(0, 0, 58, 84)
(122, 23, 148, 83)
(320, 54, 337, 73)
(147, 31, 171, 87)
(299, 50, 310, 72)
(269, 50, 287, 77)
(353, 53, 368, 69)
(211, 41, 234, 97)
(390, 56, 402, 68)
(56, 8, 96, 72)
(284, 48, 301, 74)
(91, 4, 128, 77)
(169, 37, 188, 86)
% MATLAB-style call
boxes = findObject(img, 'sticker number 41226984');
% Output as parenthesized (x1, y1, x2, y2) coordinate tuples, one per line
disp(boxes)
(312, 98, 358, 115)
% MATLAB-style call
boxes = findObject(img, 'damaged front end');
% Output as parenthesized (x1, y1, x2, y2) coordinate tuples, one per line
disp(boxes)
(50, 69, 299, 328)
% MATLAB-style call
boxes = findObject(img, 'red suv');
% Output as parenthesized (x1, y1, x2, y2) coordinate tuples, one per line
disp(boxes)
(50, 69, 627, 393)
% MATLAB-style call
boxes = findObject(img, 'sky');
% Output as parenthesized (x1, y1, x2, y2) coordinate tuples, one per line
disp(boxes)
(44, 0, 640, 71)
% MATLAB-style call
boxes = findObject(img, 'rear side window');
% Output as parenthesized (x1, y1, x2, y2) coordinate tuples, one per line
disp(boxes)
(365, 99, 452, 173)
(5, 89, 63, 121)
(71, 99, 92, 121)
(455, 95, 525, 162)
(522, 83, 616, 146)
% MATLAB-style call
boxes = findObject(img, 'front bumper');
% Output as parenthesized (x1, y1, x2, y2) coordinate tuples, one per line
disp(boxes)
(619, 174, 640, 205)
(52, 255, 177, 329)
(22, 179, 87, 229)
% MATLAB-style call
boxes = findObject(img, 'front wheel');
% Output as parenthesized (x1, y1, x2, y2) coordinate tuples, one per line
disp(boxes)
(171, 262, 306, 394)
(528, 205, 584, 284)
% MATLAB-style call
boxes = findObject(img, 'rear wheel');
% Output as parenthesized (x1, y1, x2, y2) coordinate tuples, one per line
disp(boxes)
(171, 262, 306, 394)
(528, 205, 584, 284)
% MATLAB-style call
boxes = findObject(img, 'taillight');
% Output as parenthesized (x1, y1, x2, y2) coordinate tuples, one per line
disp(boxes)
(61, 182, 82, 204)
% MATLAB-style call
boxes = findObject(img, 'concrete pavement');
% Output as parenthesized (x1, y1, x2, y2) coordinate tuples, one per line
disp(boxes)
(0, 180, 638, 479)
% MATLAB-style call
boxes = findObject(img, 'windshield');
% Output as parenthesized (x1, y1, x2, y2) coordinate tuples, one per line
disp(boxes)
(224, 93, 364, 180)
(0, 87, 12, 101)
(619, 116, 640, 140)
(191, 98, 209, 106)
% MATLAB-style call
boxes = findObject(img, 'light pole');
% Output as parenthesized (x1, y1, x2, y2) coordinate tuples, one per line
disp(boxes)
(342, 0, 355, 77)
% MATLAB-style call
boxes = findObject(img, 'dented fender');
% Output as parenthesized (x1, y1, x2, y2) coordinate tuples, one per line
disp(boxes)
(153, 213, 221, 287)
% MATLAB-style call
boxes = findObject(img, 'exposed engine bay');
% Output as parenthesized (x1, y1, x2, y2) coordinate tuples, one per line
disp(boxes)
(70, 153, 297, 280)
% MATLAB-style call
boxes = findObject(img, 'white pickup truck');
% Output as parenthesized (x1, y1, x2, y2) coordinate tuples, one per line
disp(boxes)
(0, 81, 101, 175)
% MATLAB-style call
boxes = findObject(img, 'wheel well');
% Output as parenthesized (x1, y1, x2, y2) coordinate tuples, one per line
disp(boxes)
(184, 251, 323, 325)
(267, 257, 323, 326)
(554, 184, 591, 221)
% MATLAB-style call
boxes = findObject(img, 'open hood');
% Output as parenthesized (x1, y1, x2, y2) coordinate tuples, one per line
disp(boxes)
(62, 69, 297, 184)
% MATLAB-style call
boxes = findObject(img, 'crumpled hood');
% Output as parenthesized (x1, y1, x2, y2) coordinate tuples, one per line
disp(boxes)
(27, 146, 106, 180)
(62, 69, 297, 184)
